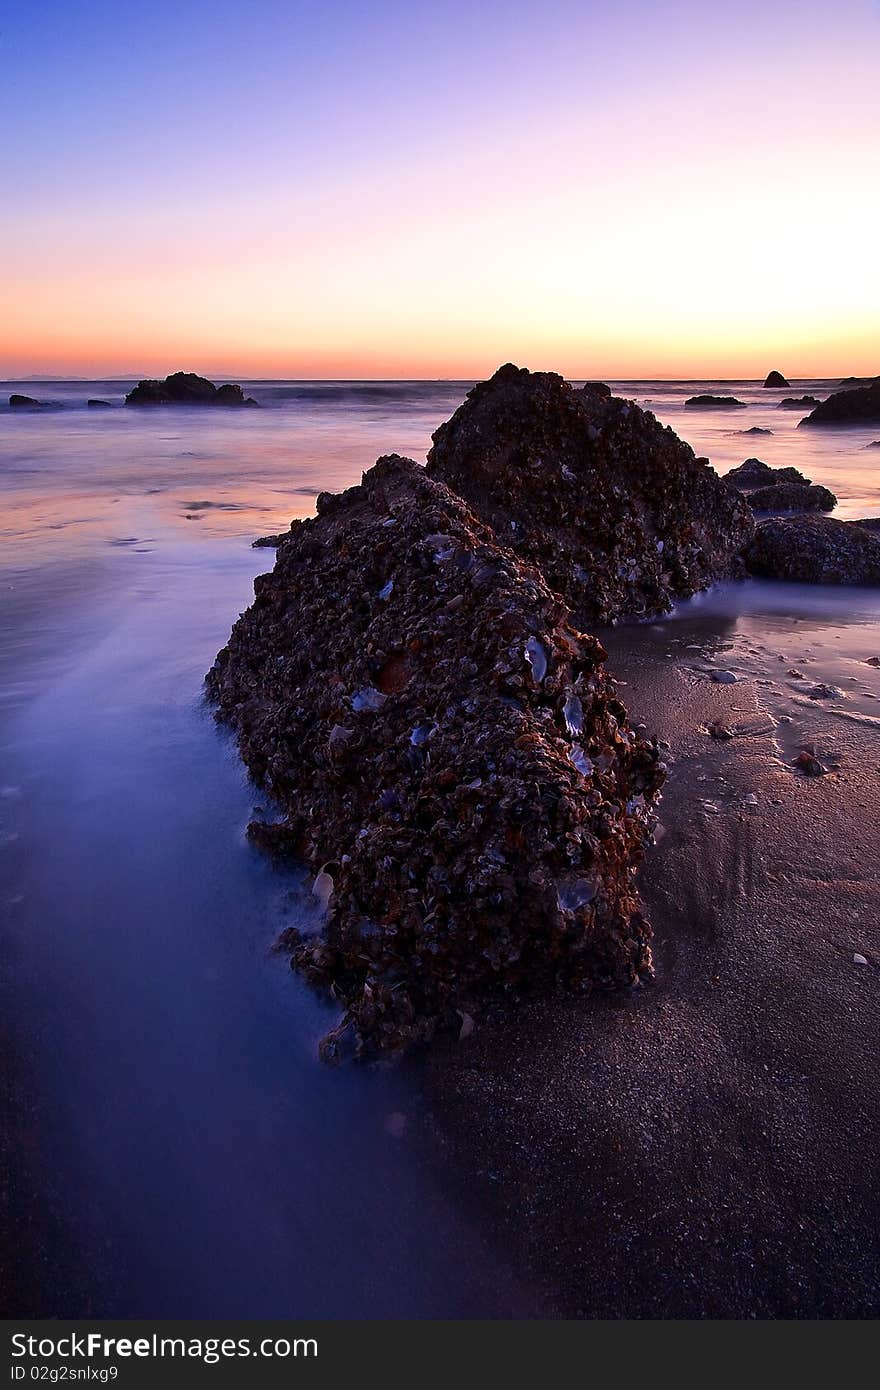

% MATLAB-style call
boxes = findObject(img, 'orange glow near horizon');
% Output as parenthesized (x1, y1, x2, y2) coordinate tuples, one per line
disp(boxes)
(3, 2, 878, 381)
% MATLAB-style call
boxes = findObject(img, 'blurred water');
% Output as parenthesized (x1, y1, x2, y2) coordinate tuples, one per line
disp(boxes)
(1, 375, 877, 1316)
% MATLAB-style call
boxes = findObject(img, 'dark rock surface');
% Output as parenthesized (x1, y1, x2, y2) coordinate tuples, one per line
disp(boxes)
(799, 380, 880, 427)
(9, 394, 41, 408)
(208, 454, 665, 1057)
(426, 365, 753, 625)
(738, 426, 773, 436)
(725, 457, 809, 490)
(125, 371, 258, 406)
(746, 482, 836, 514)
(87, 398, 113, 409)
(724, 458, 836, 513)
(779, 396, 820, 410)
(763, 371, 790, 388)
(684, 394, 747, 409)
(745, 515, 880, 584)
(252, 530, 290, 548)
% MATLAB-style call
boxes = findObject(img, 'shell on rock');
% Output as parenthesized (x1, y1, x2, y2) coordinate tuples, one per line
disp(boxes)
(351, 686, 387, 712)
(525, 636, 548, 682)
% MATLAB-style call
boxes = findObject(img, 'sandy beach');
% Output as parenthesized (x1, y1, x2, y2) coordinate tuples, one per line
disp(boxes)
(419, 596, 880, 1316)
(2, 379, 878, 1319)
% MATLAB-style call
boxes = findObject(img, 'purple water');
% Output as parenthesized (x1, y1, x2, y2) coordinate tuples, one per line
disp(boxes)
(2, 377, 878, 1316)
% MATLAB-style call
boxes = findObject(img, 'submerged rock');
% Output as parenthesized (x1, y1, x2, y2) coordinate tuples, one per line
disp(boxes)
(125, 372, 258, 407)
(779, 396, 821, 410)
(9, 393, 41, 408)
(685, 394, 747, 409)
(426, 365, 753, 625)
(799, 380, 880, 427)
(208, 454, 665, 1058)
(738, 426, 773, 436)
(763, 371, 790, 388)
(724, 458, 836, 513)
(746, 482, 836, 514)
(745, 516, 880, 585)
(749, 482, 835, 514)
(725, 458, 809, 489)
(87, 398, 113, 408)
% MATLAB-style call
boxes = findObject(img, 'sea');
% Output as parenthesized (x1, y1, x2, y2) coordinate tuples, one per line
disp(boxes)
(2, 376, 879, 1315)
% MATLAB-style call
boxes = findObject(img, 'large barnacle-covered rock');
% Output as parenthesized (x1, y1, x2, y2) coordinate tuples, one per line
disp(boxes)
(207, 455, 665, 1058)
(426, 365, 754, 625)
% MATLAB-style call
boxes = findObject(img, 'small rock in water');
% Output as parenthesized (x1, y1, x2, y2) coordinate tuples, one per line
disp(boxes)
(685, 394, 747, 409)
(853, 954, 868, 967)
(711, 670, 738, 684)
(865, 656, 880, 668)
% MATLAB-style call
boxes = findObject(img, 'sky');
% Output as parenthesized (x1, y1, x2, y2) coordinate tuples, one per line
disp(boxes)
(1, 0, 878, 378)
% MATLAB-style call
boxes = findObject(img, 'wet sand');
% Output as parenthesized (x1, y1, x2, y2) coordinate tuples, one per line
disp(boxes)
(416, 597, 880, 1316)
(2, 381, 878, 1318)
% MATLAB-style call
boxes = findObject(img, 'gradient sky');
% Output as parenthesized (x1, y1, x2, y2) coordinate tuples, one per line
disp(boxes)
(2, 0, 878, 377)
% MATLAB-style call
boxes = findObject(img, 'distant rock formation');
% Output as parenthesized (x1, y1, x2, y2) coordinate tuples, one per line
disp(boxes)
(426, 365, 754, 624)
(799, 380, 880, 427)
(745, 516, 880, 584)
(779, 396, 820, 410)
(87, 398, 113, 409)
(684, 394, 747, 409)
(208, 454, 664, 1057)
(739, 426, 773, 435)
(125, 372, 258, 407)
(724, 457, 836, 513)
(9, 394, 41, 408)
(763, 371, 790, 388)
